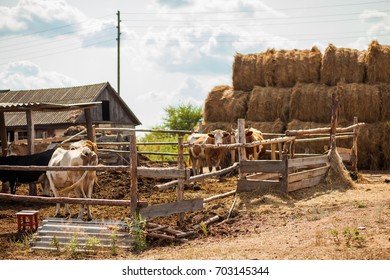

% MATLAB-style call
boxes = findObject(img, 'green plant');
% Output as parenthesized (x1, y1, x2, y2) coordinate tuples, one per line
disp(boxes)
(329, 228, 340, 245)
(85, 236, 102, 254)
(200, 222, 208, 236)
(342, 227, 366, 248)
(354, 201, 367, 208)
(66, 234, 81, 258)
(129, 214, 147, 253)
(110, 230, 118, 256)
(50, 235, 61, 253)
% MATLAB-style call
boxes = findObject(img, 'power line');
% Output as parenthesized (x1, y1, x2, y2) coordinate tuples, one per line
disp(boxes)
(122, 10, 388, 22)
(0, 14, 112, 42)
(121, 1, 389, 15)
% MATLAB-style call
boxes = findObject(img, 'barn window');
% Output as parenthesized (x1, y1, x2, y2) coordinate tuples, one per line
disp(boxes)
(102, 100, 110, 121)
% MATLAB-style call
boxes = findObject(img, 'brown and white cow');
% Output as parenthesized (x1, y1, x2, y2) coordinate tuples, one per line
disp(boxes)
(234, 128, 266, 160)
(46, 140, 98, 220)
(189, 129, 230, 175)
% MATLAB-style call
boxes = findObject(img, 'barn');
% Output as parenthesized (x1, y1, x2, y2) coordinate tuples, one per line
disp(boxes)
(0, 82, 141, 142)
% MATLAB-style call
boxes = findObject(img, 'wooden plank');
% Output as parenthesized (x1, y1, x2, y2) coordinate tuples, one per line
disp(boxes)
(288, 165, 329, 183)
(240, 160, 284, 173)
(203, 190, 236, 203)
(140, 198, 203, 220)
(288, 174, 325, 192)
(237, 179, 281, 192)
(0, 193, 148, 207)
(246, 172, 280, 181)
(288, 155, 329, 168)
(26, 110, 34, 155)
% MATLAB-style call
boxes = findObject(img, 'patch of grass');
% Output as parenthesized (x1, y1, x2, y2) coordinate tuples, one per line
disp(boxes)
(66, 234, 83, 259)
(354, 201, 367, 208)
(129, 215, 147, 254)
(50, 235, 61, 254)
(110, 230, 118, 256)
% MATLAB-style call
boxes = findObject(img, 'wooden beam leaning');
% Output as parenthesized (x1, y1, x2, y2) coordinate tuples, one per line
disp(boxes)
(140, 198, 203, 220)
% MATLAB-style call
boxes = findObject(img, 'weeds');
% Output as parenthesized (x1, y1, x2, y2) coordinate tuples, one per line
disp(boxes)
(329, 227, 366, 248)
(200, 222, 208, 236)
(85, 236, 102, 255)
(128, 214, 147, 254)
(110, 230, 118, 256)
(66, 234, 82, 258)
(50, 235, 61, 253)
(354, 201, 367, 208)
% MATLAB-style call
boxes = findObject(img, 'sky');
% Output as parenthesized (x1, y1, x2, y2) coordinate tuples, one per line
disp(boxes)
(0, 0, 389, 129)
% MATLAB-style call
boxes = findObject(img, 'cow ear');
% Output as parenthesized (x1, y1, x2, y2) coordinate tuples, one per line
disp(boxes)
(208, 132, 215, 138)
(246, 131, 253, 137)
(223, 132, 230, 137)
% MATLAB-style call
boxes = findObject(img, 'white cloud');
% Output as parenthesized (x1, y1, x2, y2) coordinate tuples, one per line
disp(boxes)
(0, 61, 77, 90)
(360, 10, 389, 23)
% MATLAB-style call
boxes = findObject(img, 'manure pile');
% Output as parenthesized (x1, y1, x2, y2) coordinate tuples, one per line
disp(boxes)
(203, 41, 390, 170)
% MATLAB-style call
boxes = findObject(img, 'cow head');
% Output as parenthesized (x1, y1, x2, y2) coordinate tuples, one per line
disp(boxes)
(208, 129, 230, 144)
(80, 147, 98, 166)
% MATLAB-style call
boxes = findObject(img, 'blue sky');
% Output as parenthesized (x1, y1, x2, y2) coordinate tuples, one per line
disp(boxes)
(0, 0, 389, 129)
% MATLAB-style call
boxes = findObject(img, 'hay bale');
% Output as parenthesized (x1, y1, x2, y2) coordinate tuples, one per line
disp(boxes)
(339, 83, 381, 123)
(366, 40, 390, 83)
(203, 86, 249, 123)
(289, 83, 334, 123)
(287, 120, 352, 155)
(357, 123, 383, 170)
(202, 122, 235, 133)
(246, 119, 286, 135)
(246, 86, 291, 122)
(232, 53, 265, 91)
(320, 44, 366, 86)
(263, 47, 322, 88)
(378, 83, 390, 121)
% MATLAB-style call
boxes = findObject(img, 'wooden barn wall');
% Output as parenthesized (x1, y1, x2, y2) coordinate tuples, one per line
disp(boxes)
(77, 89, 136, 125)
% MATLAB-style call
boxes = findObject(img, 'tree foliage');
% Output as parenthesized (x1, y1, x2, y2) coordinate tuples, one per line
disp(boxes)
(162, 103, 202, 131)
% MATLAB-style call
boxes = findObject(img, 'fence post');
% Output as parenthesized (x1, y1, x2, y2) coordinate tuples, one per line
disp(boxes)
(351, 116, 358, 172)
(280, 153, 289, 192)
(237, 119, 246, 179)
(177, 137, 185, 225)
(129, 133, 138, 216)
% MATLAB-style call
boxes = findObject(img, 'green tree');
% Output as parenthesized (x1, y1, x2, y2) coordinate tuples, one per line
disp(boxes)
(162, 103, 202, 131)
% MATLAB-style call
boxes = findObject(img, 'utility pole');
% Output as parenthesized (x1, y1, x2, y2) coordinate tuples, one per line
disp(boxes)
(116, 10, 121, 96)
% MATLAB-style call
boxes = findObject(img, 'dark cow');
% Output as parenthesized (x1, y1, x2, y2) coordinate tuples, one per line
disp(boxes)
(0, 149, 56, 194)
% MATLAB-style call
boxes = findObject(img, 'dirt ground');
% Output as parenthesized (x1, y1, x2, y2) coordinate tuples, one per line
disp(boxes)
(0, 164, 389, 260)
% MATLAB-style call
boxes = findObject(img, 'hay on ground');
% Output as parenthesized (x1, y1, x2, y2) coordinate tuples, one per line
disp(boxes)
(320, 44, 366, 86)
(263, 47, 322, 88)
(289, 83, 334, 123)
(232, 53, 265, 91)
(203, 86, 249, 123)
(366, 40, 390, 83)
(339, 83, 381, 123)
(246, 86, 291, 122)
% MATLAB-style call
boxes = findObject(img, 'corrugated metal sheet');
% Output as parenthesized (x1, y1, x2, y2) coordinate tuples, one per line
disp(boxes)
(0, 83, 107, 127)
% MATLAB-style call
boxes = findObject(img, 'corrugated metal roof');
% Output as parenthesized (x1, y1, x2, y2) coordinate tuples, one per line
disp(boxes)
(0, 82, 141, 127)
(0, 83, 106, 104)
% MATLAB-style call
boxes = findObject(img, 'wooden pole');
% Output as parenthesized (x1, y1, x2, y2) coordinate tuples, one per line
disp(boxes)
(84, 108, 94, 142)
(0, 112, 7, 156)
(237, 118, 246, 179)
(177, 137, 185, 225)
(26, 110, 34, 155)
(280, 153, 289, 192)
(230, 134, 236, 164)
(129, 133, 138, 216)
(351, 116, 359, 172)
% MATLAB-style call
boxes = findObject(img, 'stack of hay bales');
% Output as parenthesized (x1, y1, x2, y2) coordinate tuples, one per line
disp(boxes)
(202, 41, 390, 169)
(320, 44, 366, 85)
